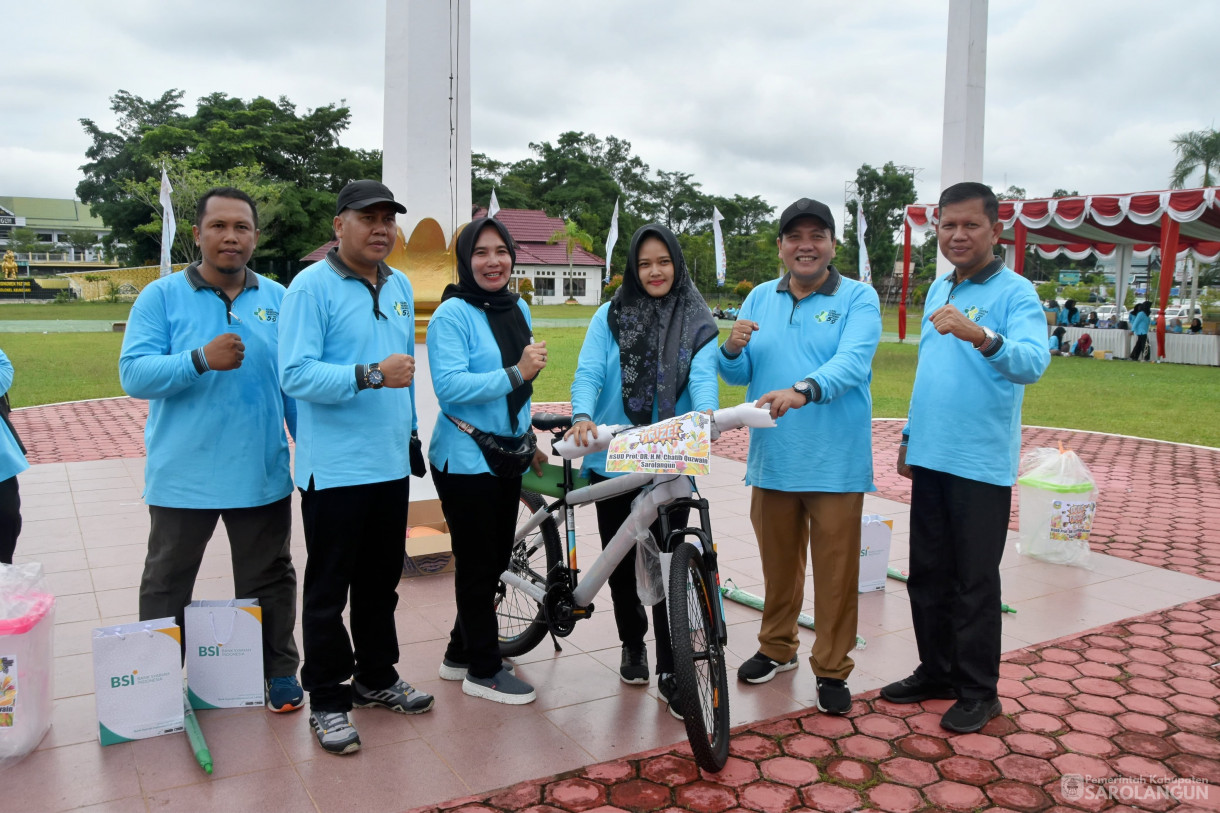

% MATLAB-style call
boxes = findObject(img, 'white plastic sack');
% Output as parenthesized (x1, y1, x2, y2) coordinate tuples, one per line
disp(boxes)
(634, 530, 664, 606)
(1017, 445, 1097, 568)
(0, 563, 55, 770)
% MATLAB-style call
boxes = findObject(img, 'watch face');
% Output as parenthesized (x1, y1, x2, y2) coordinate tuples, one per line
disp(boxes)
(794, 382, 810, 393)
(368, 369, 385, 387)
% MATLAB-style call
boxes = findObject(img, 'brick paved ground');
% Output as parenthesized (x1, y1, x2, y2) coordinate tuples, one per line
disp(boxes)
(414, 595, 1220, 813)
(14, 398, 1220, 582)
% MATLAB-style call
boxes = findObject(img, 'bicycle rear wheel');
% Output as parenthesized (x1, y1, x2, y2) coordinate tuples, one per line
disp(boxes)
(668, 541, 730, 772)
(496, 489, 562, 657)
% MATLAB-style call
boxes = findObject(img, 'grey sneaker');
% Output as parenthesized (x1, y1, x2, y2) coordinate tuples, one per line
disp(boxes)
(438, 657, 516, 681)
(463, 668, 537, 705)
(352, 678, 435, 714)
(309, 710, 361, 755)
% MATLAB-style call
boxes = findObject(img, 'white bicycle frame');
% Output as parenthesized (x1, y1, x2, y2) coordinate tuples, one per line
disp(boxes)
(501, 403, 776, 607)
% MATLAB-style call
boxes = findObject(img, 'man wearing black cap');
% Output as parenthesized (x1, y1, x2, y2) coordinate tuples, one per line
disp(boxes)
(718, 198, 881, 715)
(278, 179, 434, 755)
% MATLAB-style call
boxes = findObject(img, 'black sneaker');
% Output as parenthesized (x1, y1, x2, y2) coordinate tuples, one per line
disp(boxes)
(619, 642, 649, 685)
(940, 697, 1003, 733)
(657, 673, 683, 720)
(737, 651, 799, 684)
(815, 677, 851, 715)
(880, 672, 957, 704)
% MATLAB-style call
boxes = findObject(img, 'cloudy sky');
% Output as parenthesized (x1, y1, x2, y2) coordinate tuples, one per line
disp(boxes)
(3, 0, 1217, 222)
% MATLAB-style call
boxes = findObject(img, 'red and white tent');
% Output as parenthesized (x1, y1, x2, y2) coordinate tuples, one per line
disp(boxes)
(898, 187, 1220, 353)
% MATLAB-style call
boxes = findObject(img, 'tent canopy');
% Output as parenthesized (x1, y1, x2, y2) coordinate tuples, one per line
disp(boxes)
(904, 187, 1220, 262)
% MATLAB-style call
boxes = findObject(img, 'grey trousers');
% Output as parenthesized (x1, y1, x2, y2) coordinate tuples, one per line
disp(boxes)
(139, 495, 300, 677)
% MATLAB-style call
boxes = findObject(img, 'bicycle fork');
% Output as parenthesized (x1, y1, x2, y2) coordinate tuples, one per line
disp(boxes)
(658, 498, 729, 646)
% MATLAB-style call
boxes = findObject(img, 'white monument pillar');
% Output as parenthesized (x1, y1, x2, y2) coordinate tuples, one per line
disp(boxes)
(937, 0, 989, 276)
(383, 0, 472, 244)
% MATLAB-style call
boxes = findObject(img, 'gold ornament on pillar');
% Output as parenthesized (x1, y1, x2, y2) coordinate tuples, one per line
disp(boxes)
(1, 251, 17, 280)
(385, 218, 476, 340)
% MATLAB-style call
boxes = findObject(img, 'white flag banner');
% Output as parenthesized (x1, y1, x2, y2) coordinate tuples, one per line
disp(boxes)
(856, 201, 872, 284)
(712, 206, 727, 287)
(488, 189, 501, 218)
(159, 168, 175, 277)
(604, 198, 620, 284)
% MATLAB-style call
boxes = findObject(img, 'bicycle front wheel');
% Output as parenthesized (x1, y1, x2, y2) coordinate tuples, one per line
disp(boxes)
(496, 489, 562, 657)
(668, 541, 730, 772)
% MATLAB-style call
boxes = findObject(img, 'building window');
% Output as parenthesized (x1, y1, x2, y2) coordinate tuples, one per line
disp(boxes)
(563, 278, 586, 298)
(535, 278, 555, 297)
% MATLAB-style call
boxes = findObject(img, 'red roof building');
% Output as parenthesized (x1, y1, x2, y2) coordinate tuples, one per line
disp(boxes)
(301, 208, 606, 305)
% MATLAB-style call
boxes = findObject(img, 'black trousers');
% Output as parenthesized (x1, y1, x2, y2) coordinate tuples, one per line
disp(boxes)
(139, 496, 298, 676)
(1131, 334, 1150, 361)
(907, 466, 1011, 701)
(590, 472, 687, 675)
(432, 467, 521, 680)
(300, 477, 408, 712)
(0, 475, 20, 564)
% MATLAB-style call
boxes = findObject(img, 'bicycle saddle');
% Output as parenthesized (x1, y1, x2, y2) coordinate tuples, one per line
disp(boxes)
(531, 413, 573, 431)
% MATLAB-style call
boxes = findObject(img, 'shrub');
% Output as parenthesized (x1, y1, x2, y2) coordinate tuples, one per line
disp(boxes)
(602, 274, 623, 301)
(517, 277, 534, 305)
(733, 280, 754, 299)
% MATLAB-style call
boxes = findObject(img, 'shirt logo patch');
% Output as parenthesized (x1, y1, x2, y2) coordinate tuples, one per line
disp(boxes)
(392, 301, 411, 318)
(813, 310, 841, 324)
(963, 305, 988, 322)
(254, 307, 278, 323)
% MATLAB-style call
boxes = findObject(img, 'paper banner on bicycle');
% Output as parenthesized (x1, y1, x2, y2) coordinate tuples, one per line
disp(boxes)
(606, 411, 712, 475)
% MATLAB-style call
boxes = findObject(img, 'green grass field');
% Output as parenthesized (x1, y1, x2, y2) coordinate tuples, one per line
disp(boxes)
(1, 315, 1215, 447)
(0, 301, 134, 321)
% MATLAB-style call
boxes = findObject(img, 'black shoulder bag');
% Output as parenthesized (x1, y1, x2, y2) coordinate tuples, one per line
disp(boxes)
(445, 414, 536, 478)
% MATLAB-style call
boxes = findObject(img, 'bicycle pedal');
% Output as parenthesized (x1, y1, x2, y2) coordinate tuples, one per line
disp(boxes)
(572, 604, 593, 618)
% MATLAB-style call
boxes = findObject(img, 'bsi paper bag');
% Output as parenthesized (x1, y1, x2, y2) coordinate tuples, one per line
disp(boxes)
(185, 599, 264, 709)
(858, 515, 893, 593)
(92, 618, 183, 745)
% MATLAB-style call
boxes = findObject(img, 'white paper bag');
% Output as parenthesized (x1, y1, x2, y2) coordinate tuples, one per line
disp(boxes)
(185, 600, 264, 709)
(92, 618, 184, 745)
(858, 515, 894, 593)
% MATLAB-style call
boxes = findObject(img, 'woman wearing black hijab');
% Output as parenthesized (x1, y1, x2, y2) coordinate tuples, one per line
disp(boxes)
(565, 223, 719, 718)
(427, 217, 547, 705)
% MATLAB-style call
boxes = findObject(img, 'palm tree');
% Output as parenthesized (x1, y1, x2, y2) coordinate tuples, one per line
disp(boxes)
(1169, 128, 1220, 188)
(547, 219, 594, 303)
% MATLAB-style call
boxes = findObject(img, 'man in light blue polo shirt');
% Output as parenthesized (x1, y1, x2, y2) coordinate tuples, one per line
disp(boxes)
(884, 181, 1049, 734)
(279, 180, 433, 756)
(119, 187, 303, 715)
(719, 198, 880, 715)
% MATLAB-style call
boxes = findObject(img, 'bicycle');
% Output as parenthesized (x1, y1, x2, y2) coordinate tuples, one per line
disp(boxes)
(495, 404, 776, 772)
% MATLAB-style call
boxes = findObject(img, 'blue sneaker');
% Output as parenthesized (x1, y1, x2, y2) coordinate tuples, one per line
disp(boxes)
(266, 675, 305, 713)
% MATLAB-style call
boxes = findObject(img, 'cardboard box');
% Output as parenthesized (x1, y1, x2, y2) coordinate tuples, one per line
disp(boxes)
(1044, 311, 1057, 326)
(859, 515, 894, 593)
(403, 499, 455, 578)
(1202, 321, 1219, 335)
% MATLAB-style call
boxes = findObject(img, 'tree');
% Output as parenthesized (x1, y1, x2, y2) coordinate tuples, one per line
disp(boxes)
(121, 160, 280, 266)
(841, 162, 917, 283)
(77, 89, 381, 267)
(61, 228, 102, 260)
(1169, 128, 1220, 188)
(8, 228, 44, 260)
(547, 219, 594, 303)
(998, 185, 1026, 200)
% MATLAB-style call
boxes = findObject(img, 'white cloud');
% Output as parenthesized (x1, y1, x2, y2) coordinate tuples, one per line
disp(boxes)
(2, 0, 1217, 220)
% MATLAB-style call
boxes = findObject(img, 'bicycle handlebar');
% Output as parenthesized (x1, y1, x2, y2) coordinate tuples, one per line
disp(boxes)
(551, 402, 777, 460)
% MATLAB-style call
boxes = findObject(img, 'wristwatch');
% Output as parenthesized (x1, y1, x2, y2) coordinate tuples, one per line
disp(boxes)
(977, 326, 999, 353)
(792, 380, 814, 403)
(365, 362, 385, 389)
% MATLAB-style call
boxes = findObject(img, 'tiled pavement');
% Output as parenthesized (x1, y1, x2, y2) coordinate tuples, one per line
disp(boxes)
(413, 596, 1220, 813)
(4, 392, 1219, 812)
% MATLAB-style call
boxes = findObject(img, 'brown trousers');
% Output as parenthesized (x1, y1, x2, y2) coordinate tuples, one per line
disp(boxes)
(749, 488, 863, 681)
